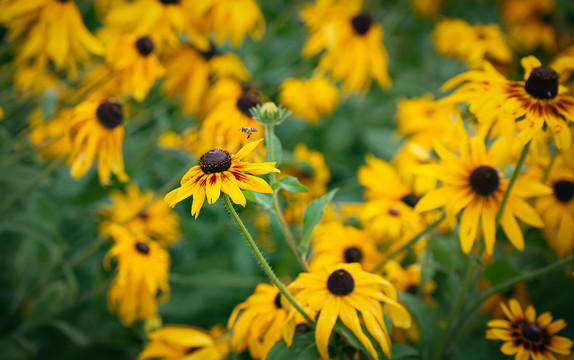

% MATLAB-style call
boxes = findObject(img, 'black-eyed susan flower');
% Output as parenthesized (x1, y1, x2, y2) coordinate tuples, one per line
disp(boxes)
(443, 56, 574, 149)
(165, 139, 279, 218)
(138, 325, 230, 360)
(289, 263, 411, 360)
(105, 35, 165, 102)
(68, 98, 129, 185)
(0, 0, 103, 75)
(105, 225, 170, 326)
(227, 284, 286, 359)
(278, 75, 339, 124)
(99, 184, 180, 246)
(486, 299, 573, 360)
(432, 18, 512, 65)
(414, 137, 551, 255)
(309, 221, 382, 271)
(162, 43, 249, 115)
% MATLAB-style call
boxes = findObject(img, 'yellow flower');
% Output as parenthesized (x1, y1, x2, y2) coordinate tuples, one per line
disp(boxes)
(138, 325, 230, 360)
(100, 184, 180, 246)
(443, 56, 574, 149)
(162, 43, 249, 115)
(414, 137, 551, 255)
(278, 76, 339, 124)
(289, 263, 411, 360)
(165, 139, 279, 218)
(0, 0, 103, 75)
(28, 109, 72, 160)
(227, 284, 286, 359)
(309, 221, 382, 271)
(411, 0, 444, 17)
(105, 35, 166, 102)
(432, 18, 512, 65)
(501, 0, 557, 52)
(383, 260, 436, 303)
(68, 99, 129, 185)
(486, 299, 573, 360)
(105, 225, 170, 326)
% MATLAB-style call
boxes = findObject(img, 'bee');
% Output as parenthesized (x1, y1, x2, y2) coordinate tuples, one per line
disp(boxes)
(240, 127, 258, 139)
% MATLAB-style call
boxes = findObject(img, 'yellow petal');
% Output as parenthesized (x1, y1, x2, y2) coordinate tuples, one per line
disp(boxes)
(221, 172, 246, 206)
(500, 209, 524, 251)
(233, 171, 273, 193)
(233, 139, 264, 161)
(205, 173, 222, 204)
(315, 296, 340, 360)
(459, 199, 482, 254)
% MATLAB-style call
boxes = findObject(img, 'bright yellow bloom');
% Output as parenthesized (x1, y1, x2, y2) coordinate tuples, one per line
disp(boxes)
(100, 184, 180, 246)
(486, 299, 573, 360)
(433, 18, 512, 65)
(68, 99, 129, 185)
(443, 56, 574, 149)
(138, 325, 230, 360)
(0, 0, 103, 75)
(278, 76, 339, 124)
(414, 137, 551, 255)
(501, 0, 557, 52)
(105, 35, 165, 102)
(28, 109, 72, 160)
(227, 284, 286, 359)
(162, 44, 249, 115)
(165, 139, 279, 218)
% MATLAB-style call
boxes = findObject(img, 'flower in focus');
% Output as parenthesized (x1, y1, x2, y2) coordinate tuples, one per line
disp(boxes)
(310, 221, 382, 271)
(501, 0, 557, 52)
(68, 99, 129, 185)
(100, 184, 180, 246)
(432, 18, 512, 65)
(443, 56, 574, 149)
(0, 0, 103, 75)
(289, 263, 411, 360)
(414, 137, 551, 255)
(162, 43, 249, 115)
(28, 109, 72, 160)
(165, 139, 279, 218)
(486, 299, 573, 360)
(227, 284, 286, 359)
(105, 35, 165, 102)
(278, 75, 339, 124)
(138, 324, 230, 360)
(105, 225, 170, 327)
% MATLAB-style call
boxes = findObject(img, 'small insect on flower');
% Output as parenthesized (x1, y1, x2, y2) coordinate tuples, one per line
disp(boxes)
(240, 127, 258, 139)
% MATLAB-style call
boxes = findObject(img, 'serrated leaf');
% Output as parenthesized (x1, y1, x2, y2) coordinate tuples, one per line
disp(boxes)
(272, 176, 309, 193)
(243, 190, 273, 210)
(266, 332, 319, 360)
(300, 189, 338, 256)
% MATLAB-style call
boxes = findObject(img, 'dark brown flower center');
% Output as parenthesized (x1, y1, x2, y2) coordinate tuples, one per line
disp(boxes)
(199, 149, 232, 174)
(525, 67, 559, 100)
(96, 100, 124, 129)
(236, 92, 259, 117)
(553, 180, 574, 203)
(295, 323, 311, 333)
(160, 0, 180, 4)
(135, 242, 150, 254)
(406, 285, 418, 295)
(351, 13, 372, 35)
(522, 322, 542, 343)
(469, 166, 500, 196)
(135, 37, 154, 56)
(327, 269, 355, 296)
(274, 293, 282, 309)
(344, 247, 362, 263)
(137, 211, 149, 219)
(200, 44, 218, 61)
(186, 347, 200, 354)
(401, 193, 420, 208)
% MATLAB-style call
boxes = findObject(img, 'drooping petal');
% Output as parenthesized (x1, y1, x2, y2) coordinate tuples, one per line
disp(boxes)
(205, 173, 222, 204)
(233, 171, 274, 193)
(315, 296, 340, 360)
(459, 199, 482, 254)
(221, 172, 246, 206)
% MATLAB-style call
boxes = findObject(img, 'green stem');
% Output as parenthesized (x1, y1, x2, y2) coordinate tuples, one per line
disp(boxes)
(495, 140, 531, 226)
(223, 194, 314, 325)
(0, 157, 66, 217)
(374, 214, 445, 271)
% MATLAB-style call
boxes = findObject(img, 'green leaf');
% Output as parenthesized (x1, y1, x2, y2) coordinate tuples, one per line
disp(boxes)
(483, 259, 520, 287)
(266, 332, 319, 360)
(390, 344, 419, 359)
(300, 189, 338, 255)
(243, 190, 273, 210)
(20, 281, 68, 332)
(333, 321, 376, 360)
(48, 320, 90, 346)
(272, 176, 309, 193)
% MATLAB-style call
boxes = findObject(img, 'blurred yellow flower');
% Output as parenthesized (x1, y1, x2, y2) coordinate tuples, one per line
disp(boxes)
(28, 109, 72, 160)
(278, 76, 339, 124)
(501, 0, 557, 52)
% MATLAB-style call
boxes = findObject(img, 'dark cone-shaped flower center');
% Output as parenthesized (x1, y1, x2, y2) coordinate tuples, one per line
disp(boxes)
(274, 293, 283, 309)
(186, 347, 200, 354)
(344, 247, 362, 263)
(199, 149, 232, 174)
(327, 269, 355, 296)
(469, 165, 500, 196)
(525, 67, 559, 100)
(351, 13, 372, 35)
(200, 44, 218, 61)
(522, 322, 543, 343)
(160, 0, 180, 4)
(406, 285, 418, 295)
(135, 37, 154, 56)
(295, 323, 311, 333)
(401, 193, 420, 208)
(236, 92, 259, 117)
(135, 242, 150, 255)
(96, 100, 124, 129)
(553, 180, 574, 203)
